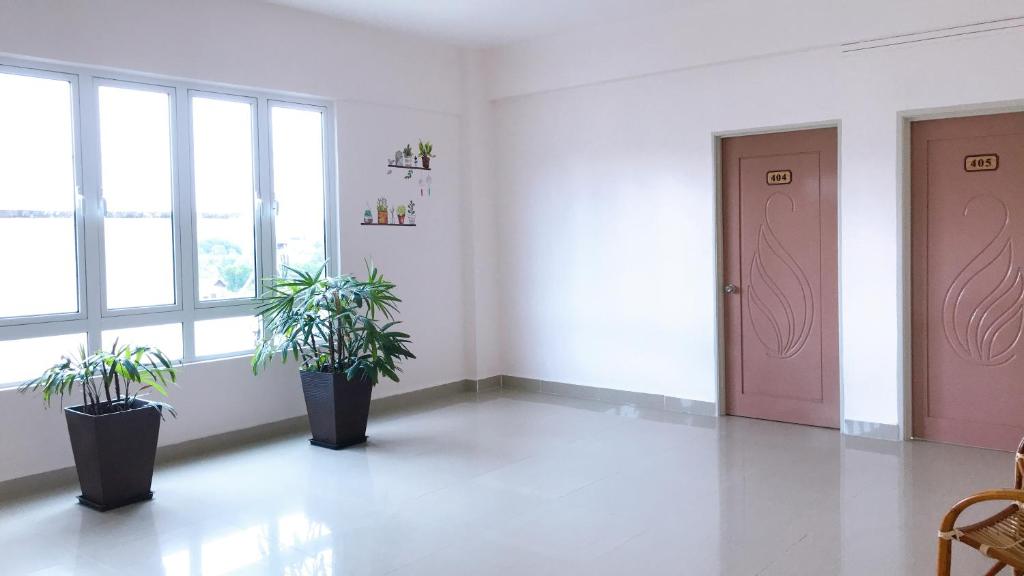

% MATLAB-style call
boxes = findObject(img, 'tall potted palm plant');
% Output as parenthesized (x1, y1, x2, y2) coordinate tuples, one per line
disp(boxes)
(252, 263, 414, 449)
(20, 343, 176, 511)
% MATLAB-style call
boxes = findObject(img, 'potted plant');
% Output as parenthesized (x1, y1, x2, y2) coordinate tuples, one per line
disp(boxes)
(377, 197, 388, 224)
(418, 140, 435, 170)
(396, 204, 406, 225)
(407, 201, 416, 225)
(402, 144, 414, 167)
(20, 343, 176, 511)
(252, 263, 415, 449)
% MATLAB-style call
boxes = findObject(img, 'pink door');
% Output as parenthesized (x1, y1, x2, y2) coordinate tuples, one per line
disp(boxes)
(912, 113, 1024, 451)
(722, 128, 839, 428)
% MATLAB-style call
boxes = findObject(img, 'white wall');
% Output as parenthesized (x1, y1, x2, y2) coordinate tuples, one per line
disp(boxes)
(337, 100, 469, 392)
(486, 8, 1024, 428)
(0, 0, 481, 482)
(3, 0, 1023, 484)
(485, 0, 1024, 100)
(460, 50, 502, 380)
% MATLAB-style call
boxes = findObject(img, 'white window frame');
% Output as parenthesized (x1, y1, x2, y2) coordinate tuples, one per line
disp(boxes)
(266, 99, 336, 277)
(0, 56, 339, 383)
(188, 89, 264, 310)
(93, 76, 184, 318)
(0, 64, 88, 329)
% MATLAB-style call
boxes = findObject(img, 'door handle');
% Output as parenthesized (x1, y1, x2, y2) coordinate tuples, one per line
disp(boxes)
(724, 283, 738, 295)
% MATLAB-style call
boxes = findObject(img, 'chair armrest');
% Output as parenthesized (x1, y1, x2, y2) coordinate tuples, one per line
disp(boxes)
(940, 489, 1024, 533)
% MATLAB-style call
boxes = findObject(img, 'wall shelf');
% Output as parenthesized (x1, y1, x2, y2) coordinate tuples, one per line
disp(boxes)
(387, 163, 431, 171)
(361, 223, 416, 227)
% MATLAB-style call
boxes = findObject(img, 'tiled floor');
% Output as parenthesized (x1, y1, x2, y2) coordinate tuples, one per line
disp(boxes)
(1, 389, 1016, 575)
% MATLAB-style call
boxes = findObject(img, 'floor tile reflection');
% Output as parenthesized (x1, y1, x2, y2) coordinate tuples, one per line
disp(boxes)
(2, 389, 1014, 575)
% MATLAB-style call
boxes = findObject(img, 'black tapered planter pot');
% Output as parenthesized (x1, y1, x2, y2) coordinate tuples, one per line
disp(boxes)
(300, 371, 373, 450)
(64, 399, 162, 511)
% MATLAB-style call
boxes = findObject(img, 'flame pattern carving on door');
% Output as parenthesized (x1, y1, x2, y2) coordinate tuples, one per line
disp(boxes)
(942, 195, 1024, 366)
(748, 193, 815, 359)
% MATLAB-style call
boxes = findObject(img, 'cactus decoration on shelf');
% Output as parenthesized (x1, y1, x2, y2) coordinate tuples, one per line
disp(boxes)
(418, 140, 435, 170)
(363, 198, 418, 227)
(387, 141, 436, 172)
(375, 141, 433, 227)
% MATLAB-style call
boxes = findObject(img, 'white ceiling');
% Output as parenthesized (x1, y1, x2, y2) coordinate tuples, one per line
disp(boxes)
(266, 0, 689, 46)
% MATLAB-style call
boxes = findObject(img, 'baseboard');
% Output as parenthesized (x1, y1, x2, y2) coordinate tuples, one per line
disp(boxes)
(0, 378, 485, 502)
(0, 465, 80, 503)
(475, 376, 502, 393)
(369, 379, 477, 414)
(503, 378, 899, 441)
(156, 415, 309, 465)
(664, 396, 719, 417)
(844, 419, 901, 442)
(500, 375, 718, 417)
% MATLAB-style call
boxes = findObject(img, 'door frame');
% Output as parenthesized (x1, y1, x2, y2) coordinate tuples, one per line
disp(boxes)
(899, 100, 1024, 441)
(712, 120, 844, 427)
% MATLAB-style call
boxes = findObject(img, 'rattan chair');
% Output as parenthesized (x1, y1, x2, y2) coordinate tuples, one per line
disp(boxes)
(938, 439, 1024, 575)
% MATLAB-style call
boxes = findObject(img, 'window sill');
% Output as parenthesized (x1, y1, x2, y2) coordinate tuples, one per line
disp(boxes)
(0, 351, 257, 392)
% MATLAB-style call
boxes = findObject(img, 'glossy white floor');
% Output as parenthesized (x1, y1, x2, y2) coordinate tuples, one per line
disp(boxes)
(1, 389, 1015, 575)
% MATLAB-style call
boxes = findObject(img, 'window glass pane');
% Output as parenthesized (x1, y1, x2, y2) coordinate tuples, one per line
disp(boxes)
(0, 333, 87, 386)
(270, 105, 326, 276)
(101, 323, 184, 360)
(192, 96, 257, 302)
(98, 85, 176, 309)
(195, 316, 259, 357)
(0, 72, 79, 318)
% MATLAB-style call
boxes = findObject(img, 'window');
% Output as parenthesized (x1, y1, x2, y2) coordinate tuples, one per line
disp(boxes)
(270, 104, 327, 276)
(192, 94, 258, 302)
(0, 71, 81, 319)
(0, 59, 336, 386)
(97, 84, 177, 310)
(0, 333, 87, 385)
(102, 323, 184, 361)
(195, 316, 260, 358)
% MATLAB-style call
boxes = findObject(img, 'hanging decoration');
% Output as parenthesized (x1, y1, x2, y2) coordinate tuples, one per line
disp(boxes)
(367, 140, 436, 227)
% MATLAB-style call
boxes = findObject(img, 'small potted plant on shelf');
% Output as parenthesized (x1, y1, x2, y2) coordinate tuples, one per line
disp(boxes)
(418, 140, 435, 170)
(407, 201, 416, 225)
(396, 204, 406, 225)
(363, 206, 373, 224)
(20, 343, 177, 511)
(403, 144, 414, 167)
(252, 263, 415, 449)
(377, 197, 388, 224)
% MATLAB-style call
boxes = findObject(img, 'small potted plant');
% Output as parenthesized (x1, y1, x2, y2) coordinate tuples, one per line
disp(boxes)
(407, 201, 416, 225)
(377, 197, 388, 224)
(418, 140, 435, 170)
(253, 263, 415, 449)
(20, 343, 176, 511)
(403, 144, 414, 167)
(363, 206, 373, 224)
(396, 204, 406, 225)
